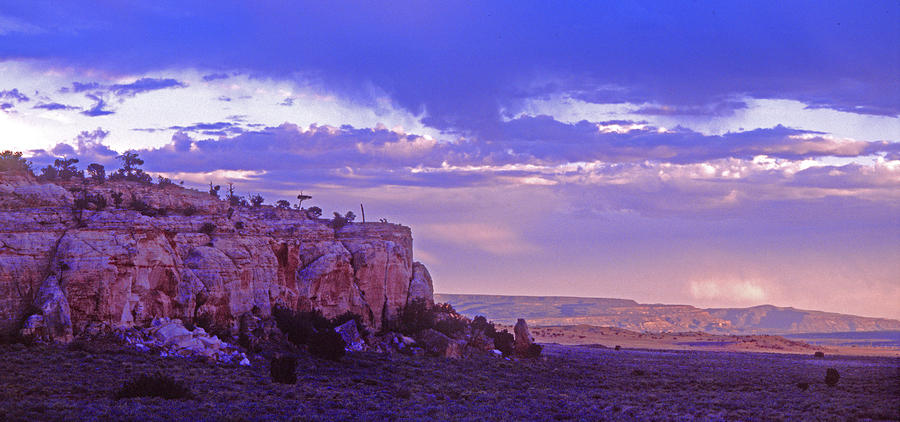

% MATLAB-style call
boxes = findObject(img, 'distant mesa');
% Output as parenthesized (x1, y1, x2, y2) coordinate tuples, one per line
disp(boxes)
(435, 293, 900, 335)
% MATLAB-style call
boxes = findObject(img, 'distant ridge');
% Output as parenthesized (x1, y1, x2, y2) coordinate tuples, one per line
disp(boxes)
(435, 293, 900, 335)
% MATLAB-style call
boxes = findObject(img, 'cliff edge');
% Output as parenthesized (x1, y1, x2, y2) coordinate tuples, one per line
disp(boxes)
(0, 173, 434, 342)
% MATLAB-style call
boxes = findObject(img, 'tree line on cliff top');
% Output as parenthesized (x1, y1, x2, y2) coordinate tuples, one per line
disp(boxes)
(0, 149, 369, 222)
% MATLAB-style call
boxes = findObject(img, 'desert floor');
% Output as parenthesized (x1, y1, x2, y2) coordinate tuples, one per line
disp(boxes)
(2, 341, 898, 421)
(526, 325, 900, 358)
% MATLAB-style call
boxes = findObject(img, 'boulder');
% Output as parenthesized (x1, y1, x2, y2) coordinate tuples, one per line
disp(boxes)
(334, 320, 366, 352)
(407, 262, 434, 307)
(29, 275, 74, 343)
(416, 328, 466, 358)
(513, 318, 534, 355)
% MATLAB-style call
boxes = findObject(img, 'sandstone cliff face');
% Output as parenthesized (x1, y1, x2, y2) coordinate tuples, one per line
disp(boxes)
(0, 174, 433, 341)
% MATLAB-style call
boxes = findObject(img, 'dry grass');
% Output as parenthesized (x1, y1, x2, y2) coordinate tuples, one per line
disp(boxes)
(1, 341, 897, 421)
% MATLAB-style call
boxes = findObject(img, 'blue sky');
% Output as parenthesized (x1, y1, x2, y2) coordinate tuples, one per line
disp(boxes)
(1, 2, 898, 318)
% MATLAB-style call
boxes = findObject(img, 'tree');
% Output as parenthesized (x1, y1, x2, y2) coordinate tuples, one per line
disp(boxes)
(275, 200, 291, 209)
(208, 182, 220, 198)
(226, 182, 243, 206)
(344, 211, 356, 222)
(111, 151, 152, 183)
(306, 206, 322, 218)
(53, 157, 80, 180)
(296, 192, 312, 208)
(86, 163, 105, 183)
(249, 194, 264, 207)
(0, 151, 32, 173)
(117, 152, 143, 176)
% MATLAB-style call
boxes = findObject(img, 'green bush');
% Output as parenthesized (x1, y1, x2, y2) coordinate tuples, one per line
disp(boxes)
(114, 373, 193, 400)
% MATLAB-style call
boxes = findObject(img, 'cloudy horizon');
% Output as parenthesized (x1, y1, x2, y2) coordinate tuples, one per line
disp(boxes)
(2, 2, 898, 319)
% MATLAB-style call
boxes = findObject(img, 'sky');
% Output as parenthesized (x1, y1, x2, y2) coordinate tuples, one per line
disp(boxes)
(1, 1, 898, 319)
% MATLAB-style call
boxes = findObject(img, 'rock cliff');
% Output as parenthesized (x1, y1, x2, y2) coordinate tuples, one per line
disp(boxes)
(0, 173, 434, 341)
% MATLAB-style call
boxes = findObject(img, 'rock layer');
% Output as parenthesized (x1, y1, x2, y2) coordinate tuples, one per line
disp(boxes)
(0, 174, 434, 341)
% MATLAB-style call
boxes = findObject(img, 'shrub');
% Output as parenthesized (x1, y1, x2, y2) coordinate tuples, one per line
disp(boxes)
(275, 200, 291, 209)
(330, 212, 348, 230)
(157, 175, 175, 188)
(396, 299, 435, 336)
(0, 150, 32, 173)
(128, 196, 151, 213)
(111, 192, 124, 207)
(306, 206, 322, 218)
(249, 194, 264, 207)
(208, 182, 221, 198)
(471, 315, 497, 338)
(521, 343, 543, 358)
(493, 330, 515, 357)
(272, 306, 331, 347)
(181, 205, 198, 216)
(234, 221, 245, 230)
(825, 368, 840, 387)
(308, 329, 346, 361)
(199, 223, 216, 236)
(434, 318, 467, 338)
(270, 355, 298, 384)
(114, 373, 193, 400)
(814, 351, 825, 358)
(87, 163, 105, 183)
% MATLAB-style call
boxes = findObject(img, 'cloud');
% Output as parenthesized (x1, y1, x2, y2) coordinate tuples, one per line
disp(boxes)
(420, 223, 538, 256)
(1, 2, 896, 139)
(633, 101, 748, 117)
(81, 94, 114, 116)
(0, 88, 29, 103)
(32, 101, 79, 110)
(109, 77, 187, 97)
(689, 278, 769, 303)
(202, 73, 230, 82)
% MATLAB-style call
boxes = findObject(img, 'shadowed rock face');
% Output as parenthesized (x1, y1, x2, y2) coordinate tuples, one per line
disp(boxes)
(0, 174, 433, 341)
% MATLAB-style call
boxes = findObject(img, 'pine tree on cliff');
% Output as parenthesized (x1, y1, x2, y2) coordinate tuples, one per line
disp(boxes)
(110, 152, 152, 183)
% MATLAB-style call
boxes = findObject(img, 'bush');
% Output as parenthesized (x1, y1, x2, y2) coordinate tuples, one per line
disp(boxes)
(493, 330, 514, 357)
(181, 205, 198, 216)
(306, 206, 322, 218)
(471, 315, 497, 338)
(0, 150, 32, 173)
(521, 343, 543, 358)
(234, 221, 245, 230)
(825, 368, 840, 387)
(272, 306, 332, 347)
(111, 192, 124, 208)
(199, 223, 216, 236)
(270, 355, 298, 384)
(434, 318, 467, 338)
(114, 373, 193, 400)
(249, 194, 264, 207)
(330, 212, 348, 230)
(157, 176, 176, 188)
(275, 200, 291, 209)
(308, 329, 346, 361)
(396, 299, 435, 336)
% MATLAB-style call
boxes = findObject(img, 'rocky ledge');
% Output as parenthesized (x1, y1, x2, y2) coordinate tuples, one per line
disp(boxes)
(0, 173, 434, 342)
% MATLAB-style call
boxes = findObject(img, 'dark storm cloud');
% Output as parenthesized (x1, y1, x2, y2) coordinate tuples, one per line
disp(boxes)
(1, 1, 896, 137)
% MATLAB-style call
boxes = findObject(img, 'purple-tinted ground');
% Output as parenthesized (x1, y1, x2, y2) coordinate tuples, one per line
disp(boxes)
(1, 341, 897, 421)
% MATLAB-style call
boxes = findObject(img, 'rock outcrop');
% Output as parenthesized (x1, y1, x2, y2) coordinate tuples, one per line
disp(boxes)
(0, 174, 434, 342)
